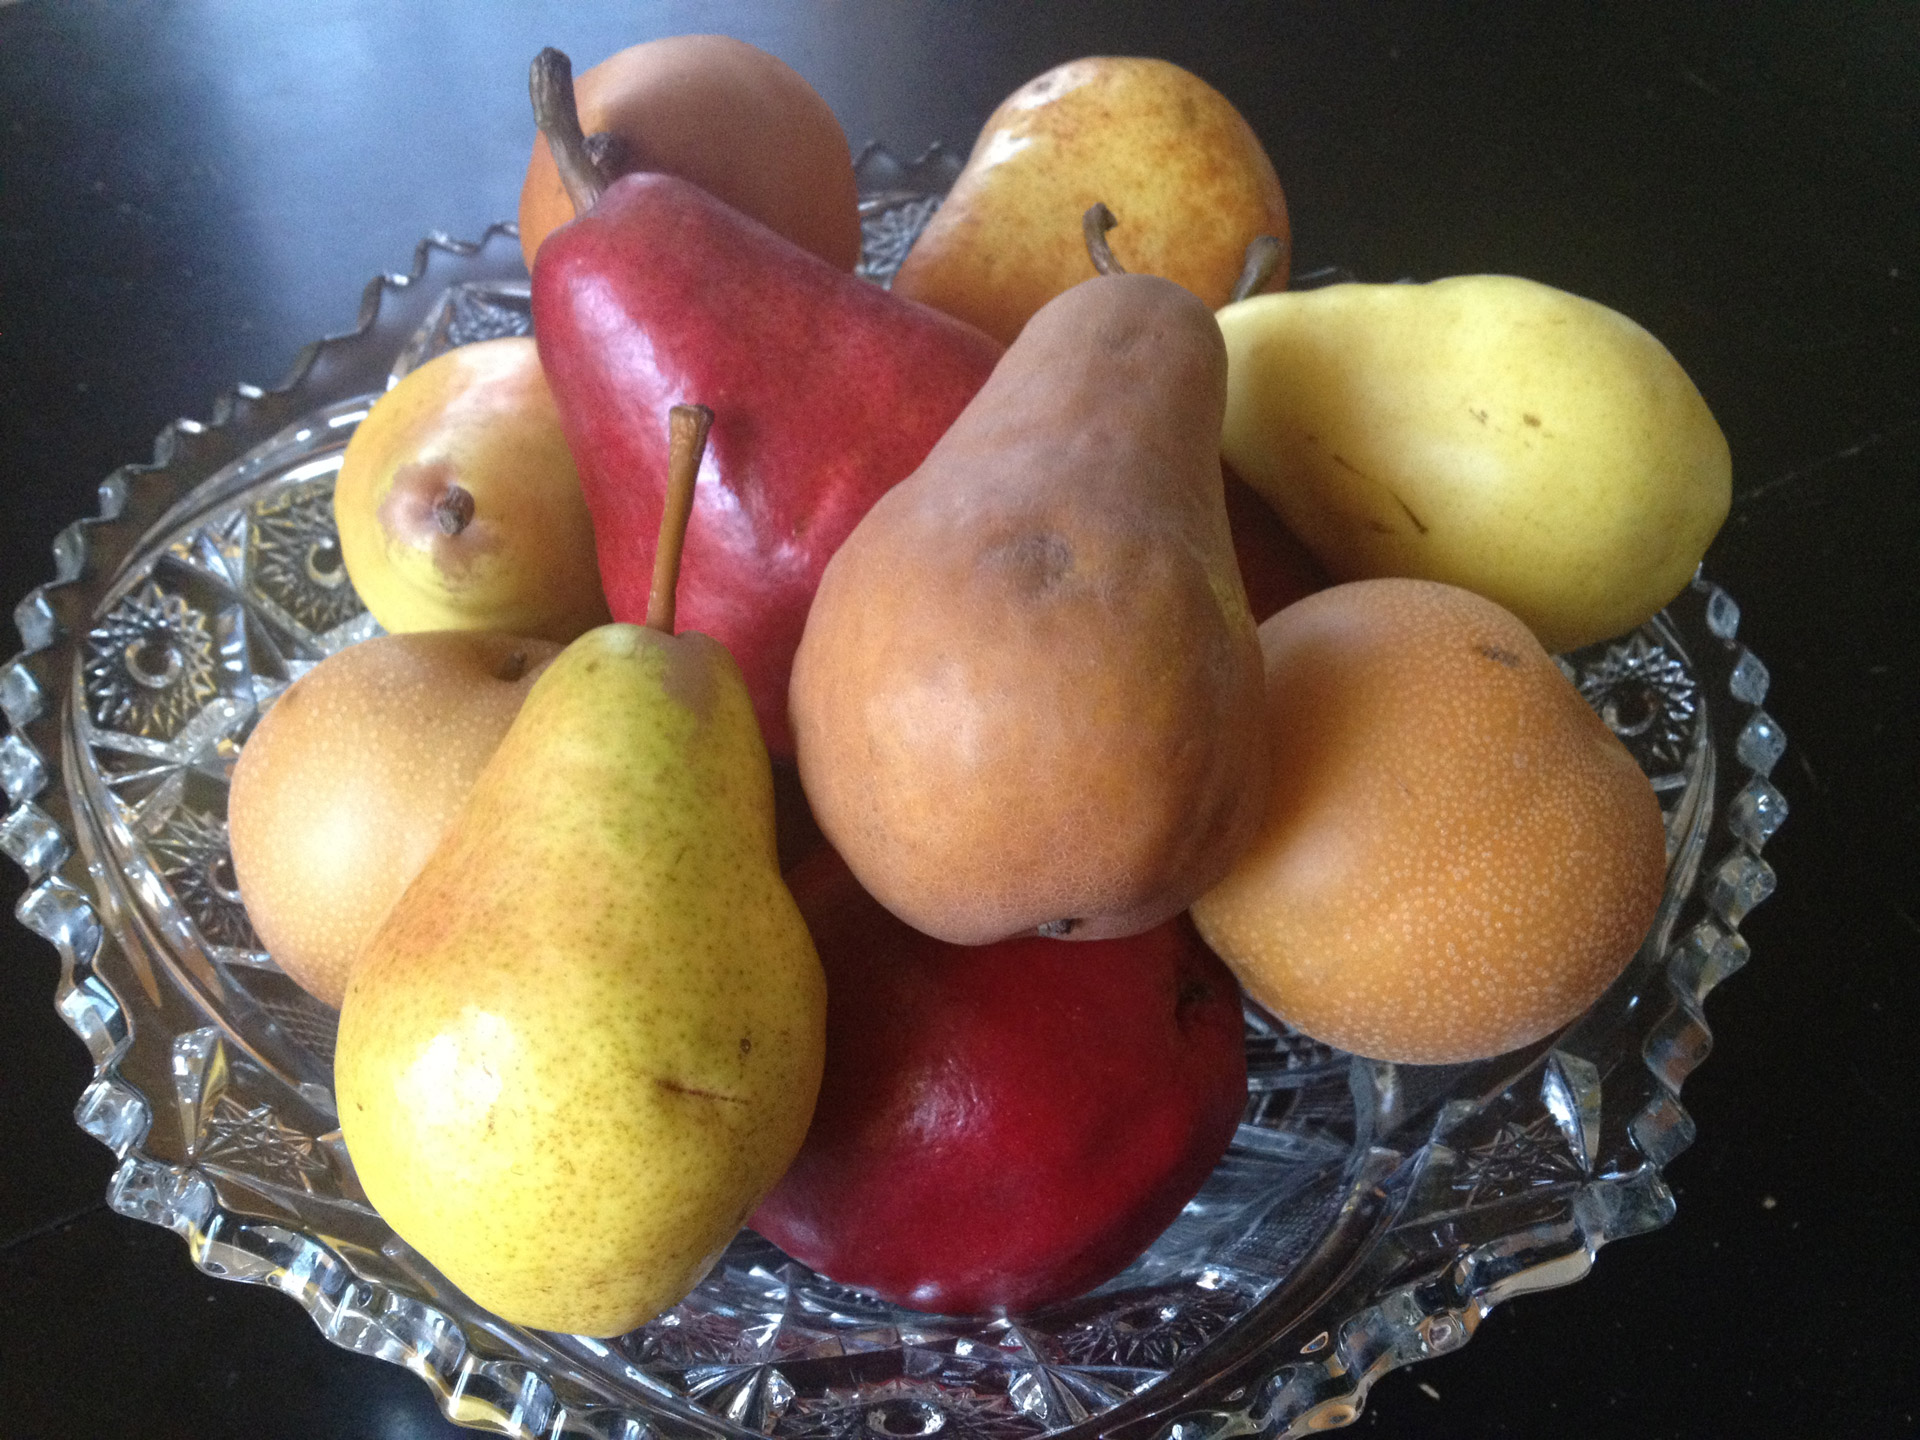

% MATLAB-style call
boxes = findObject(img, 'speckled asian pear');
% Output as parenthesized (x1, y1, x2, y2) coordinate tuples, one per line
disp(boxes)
(227, 630, 559, 1009)
(1189, 579, 1668, 1065)
(517, 33, 861, 274)
(1214, 276, 1731, 653)
(335, 560, 825, 1332)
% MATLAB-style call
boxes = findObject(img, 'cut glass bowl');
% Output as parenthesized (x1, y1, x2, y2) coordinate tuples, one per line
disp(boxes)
(1, 149, 1785, 1439)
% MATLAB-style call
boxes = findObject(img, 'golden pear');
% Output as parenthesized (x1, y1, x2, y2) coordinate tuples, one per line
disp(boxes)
(333, 336, 609, 644)
(891, 56, 1290, 345)
(335, 407, 826, 1337)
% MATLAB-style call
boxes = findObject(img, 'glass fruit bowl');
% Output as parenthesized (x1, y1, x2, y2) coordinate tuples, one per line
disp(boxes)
(0, 149, 1786, 1439)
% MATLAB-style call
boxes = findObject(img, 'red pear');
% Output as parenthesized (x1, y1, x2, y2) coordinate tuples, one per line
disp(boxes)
(752, 848, 1249, 1316)
(527, 51, 1002, 756)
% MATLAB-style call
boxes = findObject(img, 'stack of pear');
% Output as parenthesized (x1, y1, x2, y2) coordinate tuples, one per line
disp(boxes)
(790, 274, 1271, 946)
(335, 407, 826, 1338)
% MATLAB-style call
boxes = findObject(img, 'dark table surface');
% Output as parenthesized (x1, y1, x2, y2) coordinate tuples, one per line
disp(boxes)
(3, 4, 1916, 1438)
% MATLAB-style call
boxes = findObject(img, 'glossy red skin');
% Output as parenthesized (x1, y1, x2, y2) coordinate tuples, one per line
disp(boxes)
(530, 173, 1004, 756)
(752, 849, 1249, 1316)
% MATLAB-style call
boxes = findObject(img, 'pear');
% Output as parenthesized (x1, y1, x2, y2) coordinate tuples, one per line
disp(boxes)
(789, 273, 1271, 947)
(227, 629, 559, 1008)
(1190, 579, 1668, 1064)
(333, 336, 610, 644)
(892, 56, 1290, 345)
(1215, 276, 1732, 653)
(517, 34, 861, 275)
(335, 407, 826, 1337)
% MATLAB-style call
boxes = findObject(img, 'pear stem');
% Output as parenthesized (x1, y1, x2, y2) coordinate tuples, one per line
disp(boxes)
(433, 483, 475, 536)
(645, 404, 714, 634)
(1083, 203, 1125, 276)
(530, 47, 607, 218)
(1229, 233, 1292, 304)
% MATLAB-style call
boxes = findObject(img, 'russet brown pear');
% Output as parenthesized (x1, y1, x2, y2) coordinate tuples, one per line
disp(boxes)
(789, 274, 1270, 946)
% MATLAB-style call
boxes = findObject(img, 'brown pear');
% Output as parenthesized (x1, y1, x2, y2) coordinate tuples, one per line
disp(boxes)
(228, 630, 559, 1007)
(789, 273, 1270, 946)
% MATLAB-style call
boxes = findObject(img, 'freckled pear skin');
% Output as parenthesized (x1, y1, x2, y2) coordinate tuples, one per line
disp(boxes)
(335, 623, 826, 1337)
(1190, 579, 1668, 1065)
(790, 274, 1271, 946)
(516, 34, 861, 275)
(227, 630, 560, 1009)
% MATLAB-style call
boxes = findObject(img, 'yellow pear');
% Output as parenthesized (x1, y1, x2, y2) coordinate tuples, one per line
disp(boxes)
(227, 630, 559, 1008)
(1215, 275, 1731, 653)
(335, 407, 825, 1337)
(892, 56, 1289, 345)
(333, 336, 610, 644)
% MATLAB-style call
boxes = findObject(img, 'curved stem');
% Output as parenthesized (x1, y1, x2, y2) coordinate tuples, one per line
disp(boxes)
(1082, 203, 1125, 276)
(529, 47, 606, 218)
(645, 405, 714, 635)
(1229, 233, 1292, 304)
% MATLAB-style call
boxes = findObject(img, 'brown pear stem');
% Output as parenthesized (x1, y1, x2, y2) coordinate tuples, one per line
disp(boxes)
(1083, 203, 1125, 276)
(645, 404, 714, 634)
(433, 483, 475, 536)
(529, 47, 606, 218)
(1229, 233, 1292, 304)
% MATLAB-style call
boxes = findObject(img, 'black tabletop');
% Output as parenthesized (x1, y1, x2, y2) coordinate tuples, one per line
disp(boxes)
(3, 4, 1916, 1438)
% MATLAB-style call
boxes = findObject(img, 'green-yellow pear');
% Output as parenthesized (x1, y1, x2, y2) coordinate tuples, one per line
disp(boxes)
(228, 630, 560, 1008)
(334, 336, 610, 644)
(892, 56, 1290, 345)
(335, 407, 826, 1337)
(1215, 276, 1731, 653)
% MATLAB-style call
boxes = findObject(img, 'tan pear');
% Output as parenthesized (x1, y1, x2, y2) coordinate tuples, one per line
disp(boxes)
(1191, 579, 1669, 1064)
(790, 274, 1270, 946)
(517, 34, 861, 273)
(892, 56, 1290, 345)
(227, 631, 559, 1008)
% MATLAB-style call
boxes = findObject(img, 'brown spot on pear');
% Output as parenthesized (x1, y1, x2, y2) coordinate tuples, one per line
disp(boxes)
(226, 630, 559, 1007)
(1190, 578, 1668, 1064)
